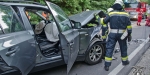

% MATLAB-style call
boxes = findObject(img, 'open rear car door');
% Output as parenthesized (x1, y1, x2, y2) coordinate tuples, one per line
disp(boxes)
(0, 4, 36, 75)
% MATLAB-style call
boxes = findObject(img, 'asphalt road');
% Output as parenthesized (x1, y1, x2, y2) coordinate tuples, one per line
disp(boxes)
(29, 20, 150, 75)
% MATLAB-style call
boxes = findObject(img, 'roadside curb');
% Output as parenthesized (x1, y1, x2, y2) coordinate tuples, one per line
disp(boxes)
(128, 38, 150, 75)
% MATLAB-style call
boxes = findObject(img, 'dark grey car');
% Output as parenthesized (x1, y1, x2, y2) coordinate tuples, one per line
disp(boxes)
(0, 1, 105, 75)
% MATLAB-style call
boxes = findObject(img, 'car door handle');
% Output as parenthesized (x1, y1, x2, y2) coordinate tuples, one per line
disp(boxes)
(70, 42, 74, 48)
(70, 42, 74, 45)
(6, 46, 19, 56)
(67, 41, 74, 48)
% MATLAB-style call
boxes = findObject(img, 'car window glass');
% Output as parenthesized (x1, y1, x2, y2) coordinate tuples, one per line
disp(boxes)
(0, 5, 24, 34)
(25, 10, 48, 32)
(25, 10, 43, 25)
(49, 3, 72, 32)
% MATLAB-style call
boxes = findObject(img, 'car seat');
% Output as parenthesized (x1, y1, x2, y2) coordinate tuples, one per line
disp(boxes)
(35, 21, 59, 56)
(44, 22, 59, 42)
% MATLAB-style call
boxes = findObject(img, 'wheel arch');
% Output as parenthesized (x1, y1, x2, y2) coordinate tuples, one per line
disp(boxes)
(84, 38, 104, 60)
(90, 33, 102, 41)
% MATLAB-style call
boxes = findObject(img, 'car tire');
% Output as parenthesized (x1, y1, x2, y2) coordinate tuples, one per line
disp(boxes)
(85, 40, 104, 65)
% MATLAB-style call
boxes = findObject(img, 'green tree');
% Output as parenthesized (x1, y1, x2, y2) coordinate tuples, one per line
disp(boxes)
(141, 0, 150, 5)
(90, 0, 115, 12)
(148, 0, 150, 5)
(32, 0, 116, 15)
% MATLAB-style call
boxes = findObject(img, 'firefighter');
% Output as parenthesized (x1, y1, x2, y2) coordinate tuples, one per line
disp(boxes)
(101, 18, 108, 41)
(93, 8, 113, 42)
(145, 17, 150, 26)
(145, 8, 150, 26)
(114, 0, 124, 6)
(137, 9, 143, 26)
(101, 8, 113, 41)
(100, 1, 132, 71)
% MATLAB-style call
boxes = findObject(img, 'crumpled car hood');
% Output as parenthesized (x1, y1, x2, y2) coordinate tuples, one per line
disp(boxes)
(69, 10, 105, 26)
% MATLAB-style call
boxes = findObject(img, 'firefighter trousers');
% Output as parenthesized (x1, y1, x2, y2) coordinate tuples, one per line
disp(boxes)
(105, 33, 128, 67)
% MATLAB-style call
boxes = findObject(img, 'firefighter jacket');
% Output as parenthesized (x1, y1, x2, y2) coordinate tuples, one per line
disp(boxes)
(100, 10, 132, 35)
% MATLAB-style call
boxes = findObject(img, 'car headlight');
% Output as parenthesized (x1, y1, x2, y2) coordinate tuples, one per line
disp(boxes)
(133, 15, 137, 18)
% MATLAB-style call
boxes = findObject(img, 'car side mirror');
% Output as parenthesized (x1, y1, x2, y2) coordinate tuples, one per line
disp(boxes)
(71, 20, 81, 29)
(73, 22, 81, 29)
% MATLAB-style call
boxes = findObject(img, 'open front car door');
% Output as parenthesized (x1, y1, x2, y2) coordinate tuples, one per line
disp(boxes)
(45, 1, 80, 74)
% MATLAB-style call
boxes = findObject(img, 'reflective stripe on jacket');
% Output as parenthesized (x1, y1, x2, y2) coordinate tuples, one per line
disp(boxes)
(100, 10, 132, 35)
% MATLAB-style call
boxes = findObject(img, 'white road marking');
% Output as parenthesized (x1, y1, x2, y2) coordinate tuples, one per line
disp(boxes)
(108, 37, 149, 75)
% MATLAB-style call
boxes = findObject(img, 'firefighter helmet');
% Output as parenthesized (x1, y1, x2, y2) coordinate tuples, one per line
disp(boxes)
(107, 8, 113, 13)
(114, 0, 124, 6)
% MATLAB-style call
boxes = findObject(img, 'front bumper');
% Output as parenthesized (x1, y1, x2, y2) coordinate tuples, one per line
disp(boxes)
(130, 14, 137, 20)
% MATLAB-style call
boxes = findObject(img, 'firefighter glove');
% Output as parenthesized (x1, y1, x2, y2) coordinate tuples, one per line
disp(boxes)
(127, 35, 132, 42)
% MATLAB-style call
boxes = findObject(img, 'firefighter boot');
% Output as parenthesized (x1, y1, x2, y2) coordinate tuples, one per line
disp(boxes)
(145, 19, 148, 26)
(104, 66, 109, 71)
(137, 22, 141, 26)
(138, 22, 141, 26)
(145, 24, 148, 26)
(122, 60, 129, 66)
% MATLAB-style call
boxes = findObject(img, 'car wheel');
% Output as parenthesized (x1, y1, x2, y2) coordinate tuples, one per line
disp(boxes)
(85, 42, 104, 65)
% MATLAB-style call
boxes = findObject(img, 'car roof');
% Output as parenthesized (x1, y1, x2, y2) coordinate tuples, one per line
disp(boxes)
(0, 2, 47, 8)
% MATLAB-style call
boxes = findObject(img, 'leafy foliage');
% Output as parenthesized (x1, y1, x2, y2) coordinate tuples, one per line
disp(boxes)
(32, 0, 116, 15)
(32, 0, 149, 15)
(90, 0, 115, 12)
(140, 0, 150, 5)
